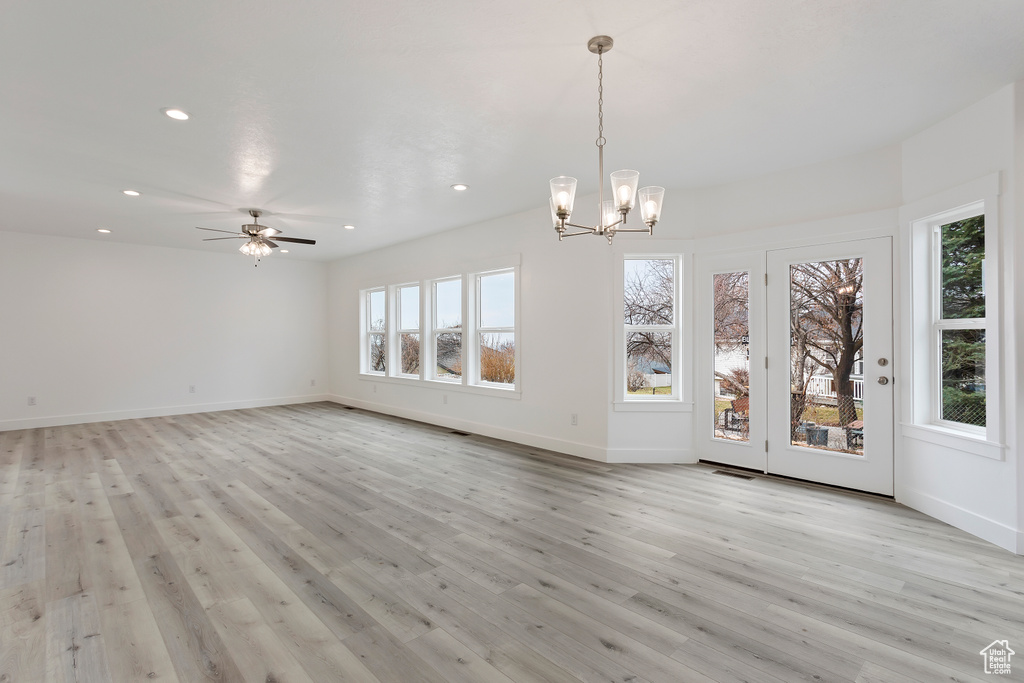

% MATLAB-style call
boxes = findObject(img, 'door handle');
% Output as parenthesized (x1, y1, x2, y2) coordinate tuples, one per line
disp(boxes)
(877, 376, 889, 385)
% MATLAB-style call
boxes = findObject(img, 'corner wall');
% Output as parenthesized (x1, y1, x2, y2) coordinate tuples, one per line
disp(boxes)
(0, 232, 329, 429)
(897, 84, 1020, 551)
(327, 204, 613, 461)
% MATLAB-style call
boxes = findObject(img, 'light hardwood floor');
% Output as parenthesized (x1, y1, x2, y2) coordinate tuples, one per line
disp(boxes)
(1, 402, 1022, 682)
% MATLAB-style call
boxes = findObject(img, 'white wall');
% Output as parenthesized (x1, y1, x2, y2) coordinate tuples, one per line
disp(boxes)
(325, 83, 1023, 552)
(327, 204, 613, 461)
(896, 84, 1020, 552)
(0, 232, 329, 429)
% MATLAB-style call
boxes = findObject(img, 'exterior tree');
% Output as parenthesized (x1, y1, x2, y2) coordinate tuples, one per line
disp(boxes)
(939, 216, 986, 426)
(624, 259, 673, 391)
(790, 258, 863, 427)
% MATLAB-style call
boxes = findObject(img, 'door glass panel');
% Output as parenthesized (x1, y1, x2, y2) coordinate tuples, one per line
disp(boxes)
(713, 272, 750, 441)
(789, 259, 864, 454)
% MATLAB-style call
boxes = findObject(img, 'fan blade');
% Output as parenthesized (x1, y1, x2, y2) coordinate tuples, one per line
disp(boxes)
(264, 239, 279, 248)
(203, 237, 245, 241)
(196, 226, 243, 235)
(272, 236, 316, 245)
(257, 227, 280, 237)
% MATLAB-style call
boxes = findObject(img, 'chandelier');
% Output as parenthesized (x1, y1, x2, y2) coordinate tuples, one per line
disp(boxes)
(550, 36, 665, 245)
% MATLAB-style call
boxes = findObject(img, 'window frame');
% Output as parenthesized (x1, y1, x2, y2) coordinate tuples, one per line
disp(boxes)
(429, 275, 464, 383)
(475, 268, 518, 389)
(929, 208, 987, 434)
(902, 174, 1003, 458)
(393, 282, 422, 379)
(363, 287, 387, 376)
(619, 254, 684, 404)
(358, 256, 521, 399)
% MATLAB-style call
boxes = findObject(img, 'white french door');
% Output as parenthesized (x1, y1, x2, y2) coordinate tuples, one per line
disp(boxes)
(699, 238, 894, 495)
(697, 252, 767, 472)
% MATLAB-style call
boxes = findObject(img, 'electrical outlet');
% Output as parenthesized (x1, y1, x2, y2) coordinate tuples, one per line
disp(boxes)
(310, 379, 316, 387)
(27, 396, 36, 406)
(189, 385, 196, 394)
(570, 413, 578, 426)
(373, 384, 377, 393)
(443, 395, 448, 405)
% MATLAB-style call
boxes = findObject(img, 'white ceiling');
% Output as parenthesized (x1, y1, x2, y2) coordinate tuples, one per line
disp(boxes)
(2, 0, 1023, 261)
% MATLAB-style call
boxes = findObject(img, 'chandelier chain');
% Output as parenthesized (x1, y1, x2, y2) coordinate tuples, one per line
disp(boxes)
(596, 48, 606, 148)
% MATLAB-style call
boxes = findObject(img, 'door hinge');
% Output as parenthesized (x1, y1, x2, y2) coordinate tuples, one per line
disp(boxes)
(764, 356, 768, 369)
(765, 439, 769, 452)
(764, 273, 768, 286)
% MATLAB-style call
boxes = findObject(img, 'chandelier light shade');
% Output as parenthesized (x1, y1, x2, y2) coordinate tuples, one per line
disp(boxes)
(548, 36, 665, 244)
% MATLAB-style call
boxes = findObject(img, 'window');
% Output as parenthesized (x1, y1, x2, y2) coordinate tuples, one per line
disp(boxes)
(396, 284, 421, 377)
(477, 270, 515, 385)
(934, 214, 986, 428)
(906, 181, 999, 451)
(624, 257, 678, 398)
(360, 261, 519, 394)
(366, 288, 386, 374)
(432, 278, 462, 381)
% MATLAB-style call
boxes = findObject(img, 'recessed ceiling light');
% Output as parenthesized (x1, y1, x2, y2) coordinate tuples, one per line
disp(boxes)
(122, 189, 140, 196)
(280, 249, 289, 253)
(162, 108, 190, 121)
(97, 228, 111, 233)
(451, 184, 469, 191)
(343, 224, 355, 230)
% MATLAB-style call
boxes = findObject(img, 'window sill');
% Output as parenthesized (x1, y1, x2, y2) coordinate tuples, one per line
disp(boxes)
(359, 373, 521, 400)
(613, 400, 693, 413)
(901, 422, 1004, 460)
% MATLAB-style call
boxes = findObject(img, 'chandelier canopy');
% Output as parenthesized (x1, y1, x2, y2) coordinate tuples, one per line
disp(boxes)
(549, 36, 665, 245)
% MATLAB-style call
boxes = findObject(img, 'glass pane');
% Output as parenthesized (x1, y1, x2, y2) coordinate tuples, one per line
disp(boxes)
(435, 332, 462, 379)
(400, 333, 420, 375)
(713, 272, 749, 441)
(369, 333, 385, 373)
(789, 259, 864, 455)
(369, 290, 385, 332)
(624, 259, 674, 325)
(435, 279, 462, 329)
(399, 285, 419, 330)
(626, 331, 672, 395)
(941, 215, 985, 320)
(480, 272, 515, 328)
(940, 329, 986, 427)
(479, 333, 515, 384)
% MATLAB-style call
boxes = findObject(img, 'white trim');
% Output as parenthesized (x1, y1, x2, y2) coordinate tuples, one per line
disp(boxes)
(617, 253, 685, 404)
(903, 180, 1000, 448)
(0, 394, 331, 432)
(613, 400, 692, 413)
(328, 395, 599, 460)
(898, 485, 1018, 553)
(605, 447, 695, 464)
(901, 423, 1005, 460)
(357, 371, 521, 399)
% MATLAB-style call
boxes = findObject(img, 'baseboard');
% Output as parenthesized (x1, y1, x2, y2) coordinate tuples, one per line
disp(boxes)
(898, 485, 1021, 554)
(605, 448, 695, 464)
(327, 394, 610, 462)
(0, 394, 333, 432)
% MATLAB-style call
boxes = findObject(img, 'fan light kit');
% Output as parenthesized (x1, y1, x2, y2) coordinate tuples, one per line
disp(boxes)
(196, 209, 316, 266)
(122, 189, 141, 196)
(97, 228, 111, 234)
(549, 36, 664, 245)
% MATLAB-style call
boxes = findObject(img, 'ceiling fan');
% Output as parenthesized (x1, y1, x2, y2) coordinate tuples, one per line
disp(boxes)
(196, 209, 316, 264)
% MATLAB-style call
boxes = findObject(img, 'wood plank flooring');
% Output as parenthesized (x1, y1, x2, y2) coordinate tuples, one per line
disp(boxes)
(1, 402, 1022, 682)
